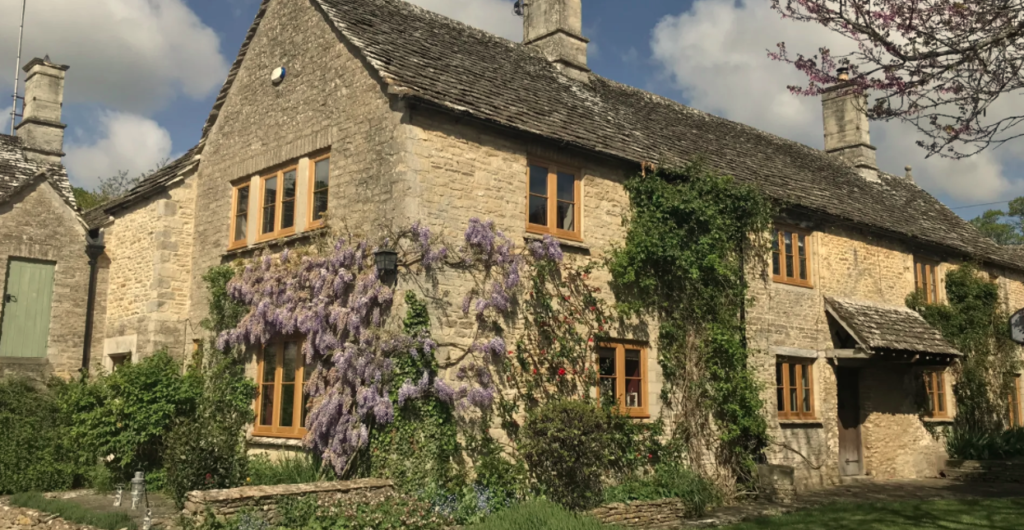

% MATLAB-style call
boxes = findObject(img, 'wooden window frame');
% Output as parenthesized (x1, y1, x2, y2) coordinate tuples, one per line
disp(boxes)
(525, 160, 583, 242)
(924, 370, 949, 419)
(228, 181, 251, 250)
(915, 258, 940, 304)
(1009, 375, 1022, 428)
(307, 152, 330, 230)
(253, 337, 308, 439)
(772, 226, 813, 288)
(595, 341, 649, 418)
(257, 165, 299, 243)
(777, 359, 816, 420)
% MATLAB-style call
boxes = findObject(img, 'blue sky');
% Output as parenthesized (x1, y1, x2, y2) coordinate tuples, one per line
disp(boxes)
(2, 0, 1021, 221)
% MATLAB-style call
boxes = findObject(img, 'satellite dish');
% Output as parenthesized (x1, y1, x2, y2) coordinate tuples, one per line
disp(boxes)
(271, 67, 286, 85)
(1011, 308, 1024, 345)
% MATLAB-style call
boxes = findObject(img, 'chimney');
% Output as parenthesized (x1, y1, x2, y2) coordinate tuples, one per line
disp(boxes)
(821, 79, 879, 182)
(522, 0, 590, 82)
(15, 57, 69, 165)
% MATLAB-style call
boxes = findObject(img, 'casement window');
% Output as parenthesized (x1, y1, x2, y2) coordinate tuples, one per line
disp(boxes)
(526, 161, 582, 241)
(1009, 375, 1022, 428)
(772, 227, 812, 288)
(308, 154, 330, 228)
(777, 359, 815, 420)
(915, 258, 940, 304)
(596, 342, 648, 418)
(924, 371, 949, 419)
(258, 166, 298, 242)
(228, 182, 250, 249)
(254, 338, 310, 438)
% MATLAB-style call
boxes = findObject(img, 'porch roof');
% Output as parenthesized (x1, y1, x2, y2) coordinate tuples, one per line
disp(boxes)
(824, 297, 960, 357)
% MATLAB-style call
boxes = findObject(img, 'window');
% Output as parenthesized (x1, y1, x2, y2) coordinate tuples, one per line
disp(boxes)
(254, 338, 310, 438)
(309, 154, 330, 227)
(915, 258, 940, 303)
(772, 227, 812, 287)
(526, 162, 582, 241)
(924, 371, 949, 418)
(258, 166, 298, 241)
(777, 359, 815, 420)
(110, 353, 130, 371)
(596, 342, 648, 417)
(1009, 375, 1022, 428)
(228, 182, 250, 249)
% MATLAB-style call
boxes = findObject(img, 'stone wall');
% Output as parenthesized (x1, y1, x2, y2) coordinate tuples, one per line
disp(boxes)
(0, 179, 93, 378)
(589, 499, 699, 529)
(181, 479, 394, 523)
(943, 460, 1024, 483)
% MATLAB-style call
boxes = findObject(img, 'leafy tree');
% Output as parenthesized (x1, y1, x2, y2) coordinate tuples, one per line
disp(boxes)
(73, 159, 168, 211)
(970, 197, 1024, 246)
(770, 0, 1024, 158)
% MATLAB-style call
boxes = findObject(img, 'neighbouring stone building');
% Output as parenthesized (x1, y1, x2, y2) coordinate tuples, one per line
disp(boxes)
(5, 0, 1023, 489)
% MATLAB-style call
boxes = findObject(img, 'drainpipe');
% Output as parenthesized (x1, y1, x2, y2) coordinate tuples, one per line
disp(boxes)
(82, 229, 105, 373)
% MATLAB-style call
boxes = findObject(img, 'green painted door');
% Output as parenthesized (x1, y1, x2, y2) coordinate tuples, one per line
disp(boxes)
(0, 259, 56, 357)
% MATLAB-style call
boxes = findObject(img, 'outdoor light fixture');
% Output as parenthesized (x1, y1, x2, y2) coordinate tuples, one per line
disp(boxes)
(113, 485, 123, 507)
(374, 249, 398, 287)
(130, 471, 146, 510)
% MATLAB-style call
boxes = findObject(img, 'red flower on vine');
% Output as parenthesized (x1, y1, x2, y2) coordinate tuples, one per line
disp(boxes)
(508, 350, 514, 356)
(564, 296, 571, 301)
(541, 349, 547, 356)
(532, 368, 538, 375)
(558, 368, 567, 377)
(599, 326, 604, 331)
(647, 454, 653, 459)
(588, 337, 594, 344)
(589, 306, 596, 311)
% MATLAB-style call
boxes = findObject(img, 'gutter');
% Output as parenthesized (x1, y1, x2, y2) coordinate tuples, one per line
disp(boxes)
(82, 229, 105, 372)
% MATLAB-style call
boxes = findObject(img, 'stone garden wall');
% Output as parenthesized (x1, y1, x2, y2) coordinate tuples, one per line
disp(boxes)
(588, 499, 699, 529)
(181, 479, 394, 523)
(943, 460, 1024, 483)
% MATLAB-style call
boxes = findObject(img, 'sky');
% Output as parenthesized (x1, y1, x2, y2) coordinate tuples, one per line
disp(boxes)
(1, 0, 1022, 222)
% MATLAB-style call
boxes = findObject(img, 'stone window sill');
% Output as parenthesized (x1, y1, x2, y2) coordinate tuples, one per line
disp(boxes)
(224, 227, 329, 258)
(523, 232, 590, 252)
(921, 417, 954, 424)
(778, 419, 823, 426)
(247, 434, 305, 448)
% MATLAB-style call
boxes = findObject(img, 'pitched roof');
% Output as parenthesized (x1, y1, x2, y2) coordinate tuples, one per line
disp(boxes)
(307, 0, 1022, 270)
(825, 297, 960, 356)
(0, 134, 76, 207)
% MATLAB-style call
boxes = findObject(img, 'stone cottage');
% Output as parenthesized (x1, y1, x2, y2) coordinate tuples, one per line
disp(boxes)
(0, 57, 104, 380)
(9, 0, 1022, 489)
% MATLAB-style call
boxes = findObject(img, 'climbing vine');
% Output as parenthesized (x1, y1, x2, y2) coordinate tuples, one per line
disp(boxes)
(608, 161, 775, 487)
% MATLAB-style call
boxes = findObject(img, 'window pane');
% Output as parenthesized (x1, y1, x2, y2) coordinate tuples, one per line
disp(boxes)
(281, 199, 295, 230)
(314, 159, 330, 191)
(280, 383, 295, 428)
(263, 177, 278, 206)
(776, 364, 783, 386)
(625, 378, 642, 408)
(798, 235, 807, 280)
(789, 364, 797, 412)
(313, 190, 329, 221)
(283, 342, 298, 383)
(777, 387, 784, 412)
(283, 170, 296, 200)
(236, 186, 249, 215)
(938, 391, 945, 413)
(799, 258, 807, 280)
(772, 252, 780, 276)
(302, 362, 311, 428)
(784, 232, 793, 256)
(598, 347, 616, 377)
(262, 177, 278, 234)
(529, 165, 548, 196)
(557, 172, 575, 202)
(529, 195, 548, 226)
(260, 385, 274, 426)
(556, 202, 574, 231)
(262, 350, 277, 383)
(801, 366, 811, 412)
(600, 378, 615, 401)
(234, 214, 247, 242)
(625, 349, 641, 377)
(785, 255, 794, 278)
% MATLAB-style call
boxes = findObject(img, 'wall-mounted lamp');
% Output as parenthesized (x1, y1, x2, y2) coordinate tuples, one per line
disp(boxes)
(374, 249, 398, 287)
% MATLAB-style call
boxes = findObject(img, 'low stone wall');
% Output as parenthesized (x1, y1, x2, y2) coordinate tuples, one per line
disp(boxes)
(182, 479, 394, 523)
(589, 499, 697, 529)
(943, 460, 1024, 483)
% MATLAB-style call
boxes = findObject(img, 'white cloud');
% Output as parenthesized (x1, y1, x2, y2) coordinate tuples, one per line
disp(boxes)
(650, 0, 1024, 204)
(406, 0, 523, 41)
(64, 111, 173, 189)
(0, 0, 229, 114)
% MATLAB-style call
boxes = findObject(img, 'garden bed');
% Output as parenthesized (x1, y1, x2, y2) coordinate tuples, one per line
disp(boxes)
(943, 460, 1024, 483)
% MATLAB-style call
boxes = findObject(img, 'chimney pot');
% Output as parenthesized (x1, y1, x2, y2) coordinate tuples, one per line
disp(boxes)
(905, 165, 914, 182)
(837, 67, 850, 81)
(15, 57, 69, 165)
(523, 0, 590, 82)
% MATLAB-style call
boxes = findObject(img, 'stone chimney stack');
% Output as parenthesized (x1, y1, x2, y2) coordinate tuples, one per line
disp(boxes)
(522, 0, 591, 82)
(16, 57, 69, 165)
(821, 79, 879, 182)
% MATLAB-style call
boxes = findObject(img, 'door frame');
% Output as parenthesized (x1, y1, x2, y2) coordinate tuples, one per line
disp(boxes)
(836, 366, 865, 476)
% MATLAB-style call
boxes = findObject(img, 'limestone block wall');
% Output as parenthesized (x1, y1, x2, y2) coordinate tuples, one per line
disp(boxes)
(0, 180, 92, 378)
(100, 175, 196, 362)
(182, 479, 395, 523)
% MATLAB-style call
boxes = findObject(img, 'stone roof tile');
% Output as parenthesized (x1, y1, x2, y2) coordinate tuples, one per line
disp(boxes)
(0, 133, 75, 207)
(825, 297, 960, 356)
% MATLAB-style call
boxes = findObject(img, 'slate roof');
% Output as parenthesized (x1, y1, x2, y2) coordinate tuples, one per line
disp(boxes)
(825, 297, 960, 356)
(304, 0, 1022, 270)
(0, 133, 75, 207)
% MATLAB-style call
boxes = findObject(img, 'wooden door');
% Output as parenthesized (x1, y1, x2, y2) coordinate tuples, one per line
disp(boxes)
(836, 367, 864, 476)
(0, 259, 56, 358)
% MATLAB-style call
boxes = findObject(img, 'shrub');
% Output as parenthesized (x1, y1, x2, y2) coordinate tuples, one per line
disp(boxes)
(603, 462, 721, 515)
(517, 400, 627, 511)
(247, 452, 332, 486)
(0, 377, 88, 494)
(465, 499, 618, 530)
(10, 492, 137, 530)
(277, 494, 452, 530)
(947, 426, 1024, 460)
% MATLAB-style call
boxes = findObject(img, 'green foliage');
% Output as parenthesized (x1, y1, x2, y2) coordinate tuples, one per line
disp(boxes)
(61, 351, 202, 482)
(247, 452, 332, 486)
(946, 426, 1024, 460)
(201, 264, 250, 335)
(603, 462, 721, 515)
(908, 264, 1022, 433)
(73, 187, 104, 211)
(10, 492, 137, 530)
(969, 197, 1024, 246)
(0, 377, 89, 494)
(608, 161, 774, 483)
(465, 499, 619, 530)
(276, 494, 453, 530)
(165, 343, 256, 507)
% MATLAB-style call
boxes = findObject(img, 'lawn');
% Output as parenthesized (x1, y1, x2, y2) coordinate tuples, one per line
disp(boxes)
(723, 498, 1024, 530)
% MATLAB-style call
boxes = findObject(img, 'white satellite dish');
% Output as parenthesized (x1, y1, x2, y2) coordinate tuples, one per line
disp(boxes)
(271, 67, 286, 85)
(1011, 308, 1024, 345)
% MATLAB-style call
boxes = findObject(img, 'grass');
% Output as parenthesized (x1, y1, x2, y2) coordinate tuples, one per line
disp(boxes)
(464, 499, 621, 530)
(247, 451, 333, 486)
(9, 492, 137, 530)
(722, 498, 1024, 529)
